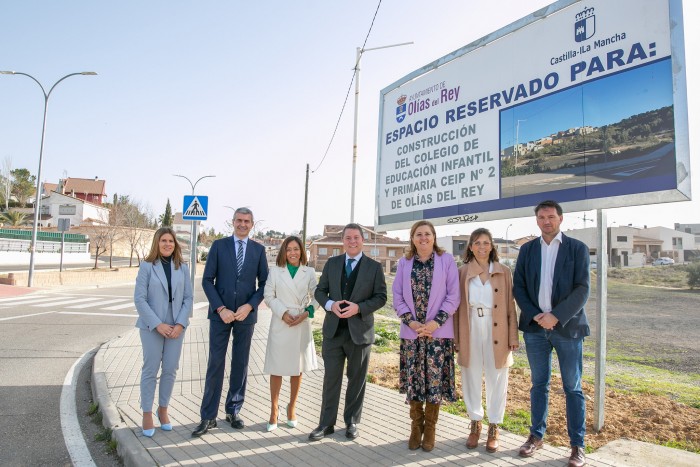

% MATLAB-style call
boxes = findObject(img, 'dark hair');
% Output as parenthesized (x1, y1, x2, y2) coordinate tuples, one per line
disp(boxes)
(277, 236, 307, 267)
(233, 207, 254, 221)
(342, 223, 363, 237)
(405, 220, 445, 259)
(535, 200, 563, 216)
(463, 227, 500, 264)
(144, 227, 184, 269)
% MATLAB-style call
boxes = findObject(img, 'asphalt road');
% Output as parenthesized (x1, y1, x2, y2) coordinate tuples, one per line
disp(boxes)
(0, 282, 207, 466)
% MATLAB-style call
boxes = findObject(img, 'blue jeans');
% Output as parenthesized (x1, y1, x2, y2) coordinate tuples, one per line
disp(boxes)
(523, 330, 586, 447)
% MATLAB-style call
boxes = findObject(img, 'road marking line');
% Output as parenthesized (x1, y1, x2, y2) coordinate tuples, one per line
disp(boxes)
(193, 301, 209, 310)
(59, 312, 137, 318)
(0, 296, 72, 306)
(35, 297, 103, 307)
(102, 302, 135, 310)
(67, 299, 129, 309)
(0, 311, 57, 321)
(61, 348, 97, 467)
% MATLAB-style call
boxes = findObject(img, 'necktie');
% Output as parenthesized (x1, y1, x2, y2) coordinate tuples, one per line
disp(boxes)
(237, 240, 244, 274)
(345, 258, 355, 277)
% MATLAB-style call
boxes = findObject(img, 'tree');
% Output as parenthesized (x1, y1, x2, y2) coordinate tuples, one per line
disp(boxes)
(11, 168, 36, 208)
(0, 210, 29, 226)
(0, 157, 12, 211)
(83, 213, 112, 269)
(119, 198, 153, 266)
(159, 199, 173, 227)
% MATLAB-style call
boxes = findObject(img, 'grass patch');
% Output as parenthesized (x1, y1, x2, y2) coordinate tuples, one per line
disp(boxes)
(312, 329, 323, 353)
(661, 439, 700, 454)
(106, 439, 118, 455)
(87, 402, 99, 416)
(603, 365, 700, 408)
(502, 408, 530, 436)
(441, 400, 466, 416)
(94, 427, 112, 442)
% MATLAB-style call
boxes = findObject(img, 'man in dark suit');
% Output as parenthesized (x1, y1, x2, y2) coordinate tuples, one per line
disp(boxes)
(308, 223, 387, 441)
(192, 207, 268, 437)
(513, 200, 590, 467)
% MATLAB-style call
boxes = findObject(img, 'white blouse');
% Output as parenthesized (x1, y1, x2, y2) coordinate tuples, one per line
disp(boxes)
(468, 262, 494, 309)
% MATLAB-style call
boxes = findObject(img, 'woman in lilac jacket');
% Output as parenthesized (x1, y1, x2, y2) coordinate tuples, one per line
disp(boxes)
(393, 220, 460, 452)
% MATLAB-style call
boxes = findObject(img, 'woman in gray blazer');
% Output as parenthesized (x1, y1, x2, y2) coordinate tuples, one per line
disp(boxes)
(134, 227, 193, 437)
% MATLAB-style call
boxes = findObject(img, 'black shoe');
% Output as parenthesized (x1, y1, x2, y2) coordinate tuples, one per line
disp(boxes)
(346, 423, 358, 439)
(191, 419, 217, 437)
(308, 425, 334, 441)
(226, 413, 245, 429)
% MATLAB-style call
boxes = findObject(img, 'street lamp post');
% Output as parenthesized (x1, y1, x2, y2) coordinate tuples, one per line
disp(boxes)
(174, 174, 215, 290)
(350, 41, 412, 222)
(514, 119, 527, 170)
(1, 70, 97, 287)
(505, 223, 513, 261)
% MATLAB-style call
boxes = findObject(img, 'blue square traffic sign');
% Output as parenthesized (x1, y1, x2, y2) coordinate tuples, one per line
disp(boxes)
(183, 195, 208, 220)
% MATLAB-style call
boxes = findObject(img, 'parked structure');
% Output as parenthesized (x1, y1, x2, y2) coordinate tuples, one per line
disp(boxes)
(42, 177, 107, 205)
(308, 224, 408, 272)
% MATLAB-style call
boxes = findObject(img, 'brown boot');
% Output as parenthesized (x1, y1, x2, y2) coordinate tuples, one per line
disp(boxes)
(408, 401, 424, 450)
(486, 423, 499, 452)
(466, 420, 482, 449)
(422, 402, 440, 452)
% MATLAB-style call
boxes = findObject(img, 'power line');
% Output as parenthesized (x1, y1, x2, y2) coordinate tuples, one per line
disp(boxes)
(312, 0, 383, 173)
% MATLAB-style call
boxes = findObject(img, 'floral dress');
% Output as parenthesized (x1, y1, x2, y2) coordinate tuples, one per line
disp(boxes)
(399, 255, 456, 404)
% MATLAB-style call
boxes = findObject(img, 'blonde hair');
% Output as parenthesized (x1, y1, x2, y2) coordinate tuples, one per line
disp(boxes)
(144, 227, 185, 269)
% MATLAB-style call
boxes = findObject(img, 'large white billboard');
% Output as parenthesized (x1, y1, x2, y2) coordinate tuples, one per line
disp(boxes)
(375, 0, 689, 230)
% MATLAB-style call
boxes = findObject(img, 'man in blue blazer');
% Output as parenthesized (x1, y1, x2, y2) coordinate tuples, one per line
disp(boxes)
(513, 200, 590, 467)
(192, 207, 269, 437)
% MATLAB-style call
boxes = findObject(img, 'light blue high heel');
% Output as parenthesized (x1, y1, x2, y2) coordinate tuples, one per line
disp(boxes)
(266, 406, 278, 432)
(142, 427, 156, 437)
(157, 409, 173, 431)
(286, 404, 297, 428)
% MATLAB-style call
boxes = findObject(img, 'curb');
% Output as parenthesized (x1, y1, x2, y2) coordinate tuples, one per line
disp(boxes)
(91, 340, 154, 467)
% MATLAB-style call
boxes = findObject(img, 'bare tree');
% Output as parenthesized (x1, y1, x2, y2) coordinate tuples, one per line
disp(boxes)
(0, 156, 12, 211)
(135, 229, 152, 263)
(120, 199, 153, 266)
(83, 214, 111, 269)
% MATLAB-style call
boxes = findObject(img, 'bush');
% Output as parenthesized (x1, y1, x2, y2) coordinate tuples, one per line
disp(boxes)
(687, 263, 700, 289)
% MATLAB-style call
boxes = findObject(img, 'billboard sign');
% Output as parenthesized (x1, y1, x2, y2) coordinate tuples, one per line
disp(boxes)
(375, 0, 689, 230)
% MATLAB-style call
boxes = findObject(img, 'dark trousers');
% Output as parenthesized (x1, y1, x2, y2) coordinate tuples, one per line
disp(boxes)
(199, 318, 255, 419)
(319, 326, 371, 426)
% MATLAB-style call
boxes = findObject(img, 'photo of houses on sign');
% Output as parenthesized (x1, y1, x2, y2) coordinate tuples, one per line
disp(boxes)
(499, 58, 678, 204)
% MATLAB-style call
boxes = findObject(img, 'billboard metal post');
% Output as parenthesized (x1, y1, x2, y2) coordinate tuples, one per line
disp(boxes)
(594, 208, 608, 432)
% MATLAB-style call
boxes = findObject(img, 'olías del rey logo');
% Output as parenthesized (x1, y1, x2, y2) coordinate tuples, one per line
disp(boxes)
(395, 94, 407, 123)
(575, 6, 595, 42)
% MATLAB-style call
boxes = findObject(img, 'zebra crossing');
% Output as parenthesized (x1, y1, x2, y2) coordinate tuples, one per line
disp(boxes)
(0, 292, 210, 322)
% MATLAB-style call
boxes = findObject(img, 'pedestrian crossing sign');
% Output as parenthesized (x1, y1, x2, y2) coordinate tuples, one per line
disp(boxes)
(183, 195, 208, 220)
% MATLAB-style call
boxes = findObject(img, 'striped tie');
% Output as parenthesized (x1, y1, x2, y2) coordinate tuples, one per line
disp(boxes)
(237, 240, 244, 274)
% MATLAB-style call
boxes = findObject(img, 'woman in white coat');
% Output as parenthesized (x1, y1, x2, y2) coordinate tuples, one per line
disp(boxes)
(134, 227, 192, 437)
(263, 236, 318, 431)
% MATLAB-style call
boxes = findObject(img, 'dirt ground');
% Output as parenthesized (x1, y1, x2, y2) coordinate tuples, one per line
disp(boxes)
(367, 353, 700, 451)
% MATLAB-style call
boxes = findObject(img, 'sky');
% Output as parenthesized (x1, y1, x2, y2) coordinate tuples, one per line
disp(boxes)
(1, 0, 697, 242)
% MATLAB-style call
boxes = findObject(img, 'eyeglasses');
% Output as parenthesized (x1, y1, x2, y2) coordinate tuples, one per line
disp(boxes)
(472, 241, 491, 247)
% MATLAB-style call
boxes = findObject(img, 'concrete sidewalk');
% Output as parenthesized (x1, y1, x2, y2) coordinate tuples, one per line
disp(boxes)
(93, 306, 698, 466)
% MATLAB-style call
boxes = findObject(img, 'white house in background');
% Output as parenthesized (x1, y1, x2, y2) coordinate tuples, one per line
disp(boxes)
(38, 191, 110, 228)
(675, 223, 700, 261)
(638, 226, 697, 263)
(565, 225, 696, 266)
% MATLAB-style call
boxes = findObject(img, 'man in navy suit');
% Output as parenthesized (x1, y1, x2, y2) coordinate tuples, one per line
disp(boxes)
(513, 200, 590, 467)
(192, 207, 268, 437)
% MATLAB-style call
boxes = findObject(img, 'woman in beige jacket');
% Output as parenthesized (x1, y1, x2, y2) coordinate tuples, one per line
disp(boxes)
(454, 228, 519, 452)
